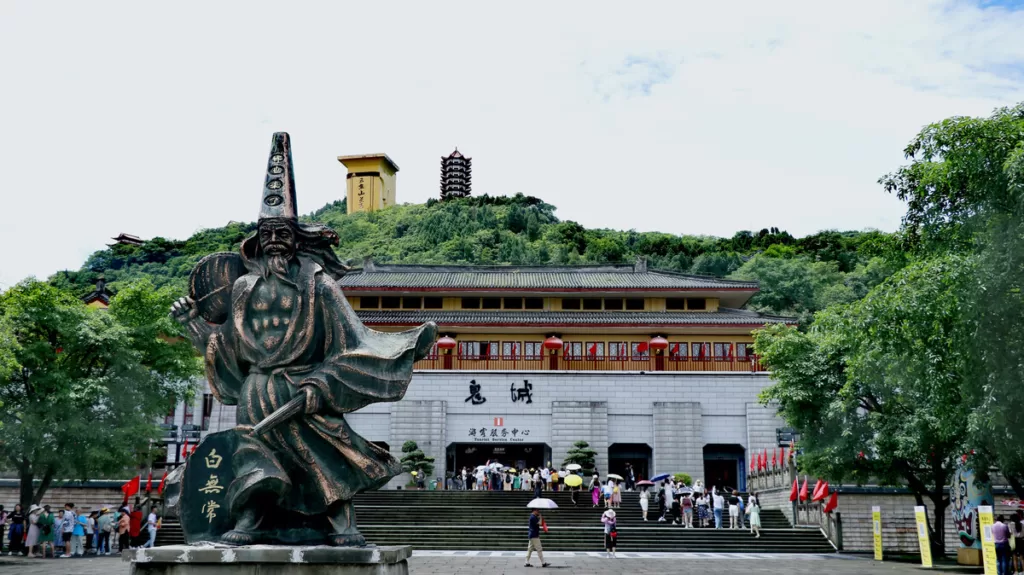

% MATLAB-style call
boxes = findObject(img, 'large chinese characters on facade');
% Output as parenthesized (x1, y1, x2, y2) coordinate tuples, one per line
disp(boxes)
(170, 133, 437, 546)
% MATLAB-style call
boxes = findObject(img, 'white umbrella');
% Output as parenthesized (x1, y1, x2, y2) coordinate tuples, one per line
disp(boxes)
(488, 462, 504, 470)
(566, 464, 582, 471)
(527, 498, 558, 509)
(607, 473, 624, 481)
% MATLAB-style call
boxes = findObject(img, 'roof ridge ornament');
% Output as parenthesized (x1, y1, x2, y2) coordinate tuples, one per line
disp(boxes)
(634, 256, 648, 273)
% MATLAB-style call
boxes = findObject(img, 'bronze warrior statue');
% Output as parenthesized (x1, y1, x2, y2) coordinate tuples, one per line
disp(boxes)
(170, 133, 437, 546)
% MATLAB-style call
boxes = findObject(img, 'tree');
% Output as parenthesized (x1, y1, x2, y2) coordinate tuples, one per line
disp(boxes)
(563, 441, 598, 477)
(0, 279, 200, 506)
(399, 440, 434, 478)
(756, 256, 977, 556)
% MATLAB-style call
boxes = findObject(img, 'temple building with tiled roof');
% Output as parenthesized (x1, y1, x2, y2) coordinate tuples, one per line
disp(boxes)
(168, 256, 795, 492)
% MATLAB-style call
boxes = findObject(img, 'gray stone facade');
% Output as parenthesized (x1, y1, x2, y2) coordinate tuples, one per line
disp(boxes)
(173, 371, 781, 490)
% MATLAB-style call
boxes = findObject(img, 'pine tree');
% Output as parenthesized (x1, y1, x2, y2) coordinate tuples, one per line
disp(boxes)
(563, 440, 598, 477)
(400, 440, 435, 477)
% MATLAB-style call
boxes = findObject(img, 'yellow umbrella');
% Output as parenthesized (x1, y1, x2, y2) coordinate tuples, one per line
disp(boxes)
(508, 468, 517, 473)
(564, 475, 583, 487)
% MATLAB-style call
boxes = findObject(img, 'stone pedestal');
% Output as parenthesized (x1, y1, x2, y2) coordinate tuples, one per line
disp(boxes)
(957, 547, 982, 566)
(125, 545, 411, 575)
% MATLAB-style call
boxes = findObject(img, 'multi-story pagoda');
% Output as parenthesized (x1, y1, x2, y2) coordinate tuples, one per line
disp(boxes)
(440, 148, 472, 200)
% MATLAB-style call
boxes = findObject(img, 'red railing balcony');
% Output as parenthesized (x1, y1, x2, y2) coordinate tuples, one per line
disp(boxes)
(413, 353, 764, 372)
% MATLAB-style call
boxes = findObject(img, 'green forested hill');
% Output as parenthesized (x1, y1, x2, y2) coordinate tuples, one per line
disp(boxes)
(49, 194, 900, 326)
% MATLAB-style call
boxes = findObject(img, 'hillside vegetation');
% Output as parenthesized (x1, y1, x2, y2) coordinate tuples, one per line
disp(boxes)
(49, 194, 899, 326)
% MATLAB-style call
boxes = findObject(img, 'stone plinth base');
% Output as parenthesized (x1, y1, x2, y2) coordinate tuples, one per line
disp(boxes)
(957, 547, 982, 566)
(125, 545, 411, 575)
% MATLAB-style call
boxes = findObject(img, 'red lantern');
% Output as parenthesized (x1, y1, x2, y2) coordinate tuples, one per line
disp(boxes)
(649, 336, 669, 352)
(436, 336, 457, 351)
(543, 336, 563, 351)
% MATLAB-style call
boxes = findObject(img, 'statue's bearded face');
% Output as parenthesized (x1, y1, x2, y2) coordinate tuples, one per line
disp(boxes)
(259, 220, 296, 257)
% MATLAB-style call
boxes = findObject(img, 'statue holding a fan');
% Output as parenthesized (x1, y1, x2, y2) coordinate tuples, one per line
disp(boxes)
(169, 133, 437, 547)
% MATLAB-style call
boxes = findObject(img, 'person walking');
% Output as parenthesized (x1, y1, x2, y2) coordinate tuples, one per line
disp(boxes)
(53, 510, 65, 556)
(658, 481, 674, 521)
(86, 511, 97, 554)
(513, 472, 522, 491)
(117, 507, 131, 553)
(145, 509, 159, 548)
(37, 507, 55, 558)
(639, 486, 650, 521)
(611, 480, 622, 509)
(96, 509, 113, 555)
(524, 509, 550, 568)
(60, 503, 76, 557)
(71, 509, 86, 557)
(712, 487, 725, 529)
(590, 475, 601, 508)
(727, 491, 740, 529)
(522, 470, 532, 492)
(697, 493, 710, 528)
(682, 492, 694, 528)
(550, 469, 559, 493)
(748, 492, 762, 538)
(25, 504, 42, 558)
(533, 474, 543, 500)
(601, 509, 618, 558)
(737, 491, 746, 530)
(7, 504, 25, 556)
(625, 463, 635, 492)
(994, 514, 1011, 575)
(540, 467, 550, 491)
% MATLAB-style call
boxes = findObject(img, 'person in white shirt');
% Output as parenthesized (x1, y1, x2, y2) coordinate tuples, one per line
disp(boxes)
(145, 511, 158, 548)
(658, 481, 674, 521)
(540, 468, 550, 491)
(712, 486, 725, 529)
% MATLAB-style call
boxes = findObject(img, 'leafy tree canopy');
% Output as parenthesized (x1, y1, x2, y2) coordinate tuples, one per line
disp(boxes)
(399, 440, 435, 478)
(0, 279, 201, 506)
(563, 440, 598, 477)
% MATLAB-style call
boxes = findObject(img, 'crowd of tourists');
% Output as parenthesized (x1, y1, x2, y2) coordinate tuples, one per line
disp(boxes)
(0, 501, 160, 558)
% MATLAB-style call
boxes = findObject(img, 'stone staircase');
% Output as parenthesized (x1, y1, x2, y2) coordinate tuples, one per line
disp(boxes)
(157, 490, 834, 553)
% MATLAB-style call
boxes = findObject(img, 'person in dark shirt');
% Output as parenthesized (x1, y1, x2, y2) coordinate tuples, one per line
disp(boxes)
(525, 510, 550, 568)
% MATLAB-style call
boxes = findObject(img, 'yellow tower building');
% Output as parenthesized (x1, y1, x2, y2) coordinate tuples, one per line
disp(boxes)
(337, 154, 400, 214)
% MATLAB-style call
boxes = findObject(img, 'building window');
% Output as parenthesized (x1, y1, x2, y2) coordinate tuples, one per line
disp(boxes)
(460, 341, 497, 359)
(424, 297, 443, 309)
(504, 297, 523, 310)
(201, 394, 214, 431)
(524, 341, 543, 359)
(736, 343, 753, 358)
(691, 342, 710, 359)
(164, 406, 175, 425)
(481, 297, 502, 310)
(563, 341, 583, 359)
(402, 296, 422, 309)
(583, 298, 602, 311)
(666, 298, 686, 310)
(713, 342, 732, 359)
(381, 296, 401, 309)
(502, 341, 521, 358)
(608, 342, 627, 359)
(625, 298, 645, 311)
(183, 402, 195, 426)
(561, 298, 582, 310)
(585, 342, 605, 357)
(461, 297, 481, 309)
(604, 298, 624, 311)
(687, 298, 707, 310)
(669, 342, 687, 360)
(359, 296, 380, 309)
(524, 297, 544, 310)
(631, 342, 650, 360)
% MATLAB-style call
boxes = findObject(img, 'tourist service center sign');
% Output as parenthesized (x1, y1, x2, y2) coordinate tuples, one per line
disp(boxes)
(468, 417, 532, 443)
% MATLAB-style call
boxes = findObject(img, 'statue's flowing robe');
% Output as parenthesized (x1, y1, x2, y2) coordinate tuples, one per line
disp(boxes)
(202, 256, 436, 517)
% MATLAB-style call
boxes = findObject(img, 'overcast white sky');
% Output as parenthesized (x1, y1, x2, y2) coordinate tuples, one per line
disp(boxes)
(2, 1, 1024, 289)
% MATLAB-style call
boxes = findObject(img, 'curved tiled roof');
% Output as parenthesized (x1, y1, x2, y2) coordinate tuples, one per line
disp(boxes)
(354, 308, 795, 327)
(340, 264, 758, 291)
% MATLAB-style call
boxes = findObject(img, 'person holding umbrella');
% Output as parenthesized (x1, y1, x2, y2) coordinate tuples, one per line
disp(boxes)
(601, 509, 617, 558)
(525, 499, 554, 568)
(564, 472, 583, 505)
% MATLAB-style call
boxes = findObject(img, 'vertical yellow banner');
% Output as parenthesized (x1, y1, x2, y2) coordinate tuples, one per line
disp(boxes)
(914, 506, 933, 567)
(872, 505, 883, 560)
(978, 505, 997, 575)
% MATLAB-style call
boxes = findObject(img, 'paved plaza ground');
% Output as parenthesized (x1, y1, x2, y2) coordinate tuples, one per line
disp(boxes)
(0, 551, 971, 574)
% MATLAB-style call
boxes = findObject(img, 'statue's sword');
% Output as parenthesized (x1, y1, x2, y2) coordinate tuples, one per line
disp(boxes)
(251, 395, 307, 436)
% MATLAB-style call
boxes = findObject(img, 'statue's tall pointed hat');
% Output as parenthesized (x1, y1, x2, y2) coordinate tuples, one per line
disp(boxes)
(259, 132, 298, 221)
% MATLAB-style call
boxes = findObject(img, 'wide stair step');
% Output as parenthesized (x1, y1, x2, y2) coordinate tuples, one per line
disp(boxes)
(157, 490, 834, 553)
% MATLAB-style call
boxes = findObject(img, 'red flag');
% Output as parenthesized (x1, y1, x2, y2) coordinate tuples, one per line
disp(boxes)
(772, 449, 778, 468)
(637, 342, 649, 354)
(823, 491, 839, 513)
(750, 456, 755, 474)
(588, 344, 597, 357)
(727, 343, 733, 359)
(799, 477, 809, 502)
(814, 481, 830, 502)
(780, 447, 786, 466)
(789, 478, 799, 502)
(145, 472, 153, 493)
(670, 343, 679, 357)
(121, 476, 140, 500)
(157, 472, 169, 494)
(697, 344, 705, 359)
(181, 438, 189, 458)
(763, 448, 769, 470)
(811, 479, 823, 501)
